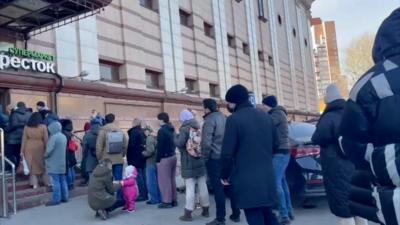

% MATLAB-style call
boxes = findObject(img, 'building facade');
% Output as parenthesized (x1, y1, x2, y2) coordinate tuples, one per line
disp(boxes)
(311, 17, 348, 100)
(0, 0, 319, 131)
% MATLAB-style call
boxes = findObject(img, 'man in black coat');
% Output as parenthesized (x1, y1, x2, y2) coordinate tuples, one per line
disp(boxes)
(339, 8, 400, 225)
(221, 84, 280, 225)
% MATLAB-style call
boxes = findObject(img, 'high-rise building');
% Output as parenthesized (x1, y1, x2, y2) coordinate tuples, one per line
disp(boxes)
(0, 0, 319, 128)
(311, 17, 348, 99)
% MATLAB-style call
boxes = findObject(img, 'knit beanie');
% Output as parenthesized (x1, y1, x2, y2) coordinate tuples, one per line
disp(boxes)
(225, 84, 249, 104)
(179, 109, 194, 123)
(324, 84, 343, 104)
(262, 95, 278, 108)
(203, 98, 218, 112)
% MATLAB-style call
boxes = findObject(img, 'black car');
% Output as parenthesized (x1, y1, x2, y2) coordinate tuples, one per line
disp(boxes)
(286, 122, 325, 205)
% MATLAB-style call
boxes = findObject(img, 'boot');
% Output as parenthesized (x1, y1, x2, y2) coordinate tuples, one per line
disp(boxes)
(202, 207, 210, 218)
(179, 209, 193, 222)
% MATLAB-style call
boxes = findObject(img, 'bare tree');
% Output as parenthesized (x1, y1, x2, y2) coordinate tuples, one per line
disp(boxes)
(344, 33, 375, 86)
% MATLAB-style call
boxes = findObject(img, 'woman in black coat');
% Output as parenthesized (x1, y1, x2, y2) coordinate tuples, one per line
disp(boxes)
(60, 119, 78, 190)
(127, 118, 148, 201)
(312, 84, 367, 225)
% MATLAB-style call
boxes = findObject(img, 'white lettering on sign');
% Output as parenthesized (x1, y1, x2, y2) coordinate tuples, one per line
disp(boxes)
(0, 54, 56, 74)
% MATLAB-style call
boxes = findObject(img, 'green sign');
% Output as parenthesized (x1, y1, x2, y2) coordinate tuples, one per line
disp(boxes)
(0, 47, 56, 74)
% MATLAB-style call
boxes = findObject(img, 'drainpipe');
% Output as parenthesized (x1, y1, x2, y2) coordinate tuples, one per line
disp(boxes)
(51, 73, 63, 115)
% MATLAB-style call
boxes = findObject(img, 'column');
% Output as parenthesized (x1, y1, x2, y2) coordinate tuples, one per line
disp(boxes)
(212, 0, 231, 98)
(244, 0, 262, 103)
(55, 24, 79, 77)
(283, 0, 299, 109)
(159, 0, 185, 92)
(267, 0, 283, 102)
(77, 17, 100, 81)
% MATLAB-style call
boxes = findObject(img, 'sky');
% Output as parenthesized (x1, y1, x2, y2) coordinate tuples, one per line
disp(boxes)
(311, 0, 399, 68)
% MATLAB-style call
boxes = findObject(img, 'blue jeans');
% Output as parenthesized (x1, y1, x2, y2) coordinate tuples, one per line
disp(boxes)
(112, 164, 123, 201)
(146, 164, 161, 203)
(137, 168, 148, 200)
(49, 174, 69, 203)
(273, 154, 293, 220)
(67, 167, 76, 187)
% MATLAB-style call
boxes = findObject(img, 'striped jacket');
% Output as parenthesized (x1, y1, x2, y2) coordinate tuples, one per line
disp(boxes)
(340, 8, 400, 225)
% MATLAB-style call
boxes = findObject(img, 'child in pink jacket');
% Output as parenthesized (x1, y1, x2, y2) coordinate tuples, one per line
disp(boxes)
(121, 165, 139, 212)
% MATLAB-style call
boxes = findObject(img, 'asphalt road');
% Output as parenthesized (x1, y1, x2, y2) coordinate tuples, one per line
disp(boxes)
(0, 195, 378, 225)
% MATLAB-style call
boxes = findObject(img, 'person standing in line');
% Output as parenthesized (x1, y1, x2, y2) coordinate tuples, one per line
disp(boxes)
(60, 119, 78, 190)
(82, 123, 101, 184)
(21, 112, 49, 189)
(156, 112, 178, 209)
(96, 113, 128, 182)
(262, 95, 294, 224)
(142, 125, 162, 205)
(127, 118, 148, 202)
(36, 101, 58, 126)
(44, 122, 69, 206)
(5, 102, 31, 169)
(221, 85, 280, 225)
(175, 109, 210, 222)
(313, 84, 368, 225)
(80, 122, 92, 186)
(202, 98, 241, 225)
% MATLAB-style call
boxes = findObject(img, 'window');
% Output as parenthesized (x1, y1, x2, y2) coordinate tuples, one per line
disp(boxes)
(277, 14, 282, 25)
(139, 0, 157, 12)
(258, 50, 264, 61)
(145, 69, 162, 89)
(99, 60, 120, 81)
(179, 9, 192, 27)
(0, 36, 15, 52)
(209, 84, 219, 97)
(227, 34, 236, 48)
(203, 22, 214, 38)
(242, 42, 250, 55)
(268, 55, 274, 67)
(185, 78, 198, 93)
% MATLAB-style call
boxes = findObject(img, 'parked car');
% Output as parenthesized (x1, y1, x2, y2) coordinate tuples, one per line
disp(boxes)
(286, 121, 325, 205)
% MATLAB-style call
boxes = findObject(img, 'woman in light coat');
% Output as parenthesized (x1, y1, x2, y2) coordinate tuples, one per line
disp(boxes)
(21, 112, 49, 189)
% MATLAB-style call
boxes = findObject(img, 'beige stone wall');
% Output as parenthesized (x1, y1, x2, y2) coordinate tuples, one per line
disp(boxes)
(16, 0, 318, 114)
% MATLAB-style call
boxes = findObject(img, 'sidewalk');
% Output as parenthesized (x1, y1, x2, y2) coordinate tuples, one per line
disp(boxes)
(0, 194, 374, 225)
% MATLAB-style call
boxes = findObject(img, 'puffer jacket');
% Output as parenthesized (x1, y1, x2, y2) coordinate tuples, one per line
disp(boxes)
(6, 107, 31, 145)
(44, 122, 67, 174)
(201, 111, 226, 160)
(88, 163, 120, 210)
(83, 124, 100, 173)
(269, 106, 290, 153)
(312, 99, 355, 218)
(340, 8, 400, 225)
(175, 119, 206, 179)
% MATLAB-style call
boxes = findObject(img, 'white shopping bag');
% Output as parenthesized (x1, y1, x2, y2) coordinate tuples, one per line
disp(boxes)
(22, 157, 30, 176)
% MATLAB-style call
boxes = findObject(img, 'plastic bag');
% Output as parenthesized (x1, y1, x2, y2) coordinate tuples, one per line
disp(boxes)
(22, 157, 29, 176)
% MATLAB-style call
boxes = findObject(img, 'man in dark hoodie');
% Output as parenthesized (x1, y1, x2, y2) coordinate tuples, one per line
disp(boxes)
(262, 95, 293, 224)
(156, 112, 178, 209)
(339, 8, 400, 225)
(5, 102, 31, 169)
(221, 85, 279, 225)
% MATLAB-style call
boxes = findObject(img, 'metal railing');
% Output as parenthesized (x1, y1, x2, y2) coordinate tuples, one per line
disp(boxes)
(0, 128, 17, 217)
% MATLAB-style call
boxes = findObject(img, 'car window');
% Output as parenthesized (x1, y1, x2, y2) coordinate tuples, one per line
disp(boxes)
(288, 122, 316, 143)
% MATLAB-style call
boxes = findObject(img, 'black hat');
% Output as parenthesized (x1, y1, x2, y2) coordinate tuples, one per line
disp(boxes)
(36, 101, 46, 107)
(203, 98, 218, 112)
(262, 95, 278, 108)
(225, 85, 249, 104)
